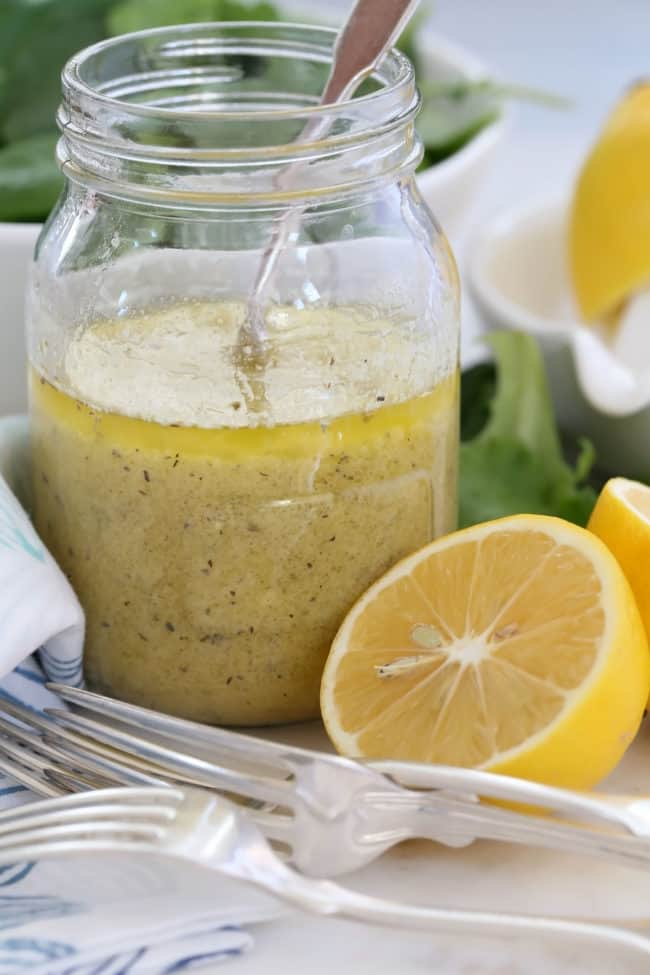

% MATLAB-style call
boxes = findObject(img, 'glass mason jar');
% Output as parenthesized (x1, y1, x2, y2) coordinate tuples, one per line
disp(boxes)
(27, 23, 459, 726)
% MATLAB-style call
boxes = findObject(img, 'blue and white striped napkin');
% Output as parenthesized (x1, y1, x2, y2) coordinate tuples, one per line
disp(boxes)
(0, 416, 280, 974)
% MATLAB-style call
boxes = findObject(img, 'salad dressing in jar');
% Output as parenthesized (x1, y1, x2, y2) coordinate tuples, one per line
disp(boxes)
(28, 24, 459, 725)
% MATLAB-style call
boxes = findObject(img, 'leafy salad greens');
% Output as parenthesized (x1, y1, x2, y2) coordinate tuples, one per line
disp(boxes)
(460, 331, 598, 529)
(0, 0, 522, 223)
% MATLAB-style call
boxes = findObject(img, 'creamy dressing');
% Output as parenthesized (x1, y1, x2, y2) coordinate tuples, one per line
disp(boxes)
(31, 301, 458, 725)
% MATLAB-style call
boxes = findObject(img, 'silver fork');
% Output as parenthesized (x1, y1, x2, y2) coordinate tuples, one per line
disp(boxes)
(0, 783, 649, 959)
(4, 685, 650, 879)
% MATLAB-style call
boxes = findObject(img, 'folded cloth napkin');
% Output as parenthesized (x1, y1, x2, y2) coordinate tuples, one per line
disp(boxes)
(0, 416, 280, 974)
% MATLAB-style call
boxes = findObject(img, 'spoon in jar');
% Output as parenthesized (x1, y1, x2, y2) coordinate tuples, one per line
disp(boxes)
(236, 0, 422, 411)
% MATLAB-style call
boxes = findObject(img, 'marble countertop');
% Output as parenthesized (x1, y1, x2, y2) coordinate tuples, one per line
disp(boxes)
(226, 720, 650, 975)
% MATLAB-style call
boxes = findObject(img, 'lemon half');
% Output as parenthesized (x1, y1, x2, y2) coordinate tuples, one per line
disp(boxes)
(321, 514, 649, 789)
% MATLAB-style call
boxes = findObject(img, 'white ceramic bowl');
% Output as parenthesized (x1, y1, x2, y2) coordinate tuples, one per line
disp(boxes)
(0, 222, 41, 416)
(469, 196, 650, 480)
(414, 33, 510, 237)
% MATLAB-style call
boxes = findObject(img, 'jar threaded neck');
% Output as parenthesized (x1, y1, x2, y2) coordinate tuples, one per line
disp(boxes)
(58, 22, 421, 205)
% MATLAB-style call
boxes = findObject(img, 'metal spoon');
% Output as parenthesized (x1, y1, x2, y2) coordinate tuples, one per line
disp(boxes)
(238, 0, 422, 408)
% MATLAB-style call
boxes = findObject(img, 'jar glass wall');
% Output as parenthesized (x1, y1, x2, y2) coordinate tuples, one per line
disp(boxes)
(27, 23, 460, 725)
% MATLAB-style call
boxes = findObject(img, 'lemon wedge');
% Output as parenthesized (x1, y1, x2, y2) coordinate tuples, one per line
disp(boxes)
(589, 478, 650, 654)
(570, 82, 650, 322)
(320, 515, 649, 788)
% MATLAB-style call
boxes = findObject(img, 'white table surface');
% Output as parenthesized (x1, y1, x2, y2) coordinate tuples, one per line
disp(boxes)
(209, 2, 650, 972)
(225, 721, 650, 975)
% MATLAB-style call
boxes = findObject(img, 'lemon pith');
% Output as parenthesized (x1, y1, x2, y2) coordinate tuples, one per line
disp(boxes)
(321, 514, 650, 789)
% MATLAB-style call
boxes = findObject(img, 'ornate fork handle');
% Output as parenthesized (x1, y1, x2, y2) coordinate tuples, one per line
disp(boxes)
(279, 875, 650, 958)
(365, 761, 650, 869)
(373, 761, 650, 836)
(359, 790, 650, 871)
(40, 681, 650, 875)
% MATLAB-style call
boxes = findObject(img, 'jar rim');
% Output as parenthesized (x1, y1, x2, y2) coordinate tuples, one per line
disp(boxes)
(61, 21, 414, 123)
(58, 22, 420, 204)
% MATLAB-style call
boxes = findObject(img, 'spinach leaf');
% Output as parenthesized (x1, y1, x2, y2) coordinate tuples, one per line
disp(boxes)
(459, 360, 495, 442)
(107, 0, 278, 34)
(0, 0, 114, 145)
(415, 79, 568, 166)
(0, 133, 61, 222)
(416, 79, 500, 164)
(0, 1, 562, 224)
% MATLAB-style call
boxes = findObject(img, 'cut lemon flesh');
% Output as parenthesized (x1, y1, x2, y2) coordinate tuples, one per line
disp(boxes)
(589, 478, 650, 661)
(321, 515, 650, 788)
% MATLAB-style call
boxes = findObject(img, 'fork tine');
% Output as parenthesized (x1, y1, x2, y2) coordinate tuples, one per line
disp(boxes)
(0, 700, 200, 785)
(44, 766, 117, 794)
(47, 682, 298, 772)
(0, 726, 172, 797)
(0, 719, 295, 852)
(0, 751, 64, 797)
(0, 731, 119, 792)
(0, 786, 180, 821)
(0, 712, 169, 789)
(0, 733, 152, 797)
(0, 788, 178, 869)
(0, 698, 65, 733)
(1, 696, 289, 803)
(0, 699, 133, 767)
(0, 700, 199, 786)
(46, 708, 294, 807)
(0, 800, 177, 838)
(0, 819, 166, 850)
(0, 836, 149, 867)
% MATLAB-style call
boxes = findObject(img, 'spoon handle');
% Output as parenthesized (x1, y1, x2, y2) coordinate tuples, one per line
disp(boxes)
(323, 0, 421, 104)
(245, 0, 421, 345)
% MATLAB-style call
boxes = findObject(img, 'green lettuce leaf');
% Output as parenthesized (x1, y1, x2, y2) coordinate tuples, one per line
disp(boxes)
(459, 332, 597, 529)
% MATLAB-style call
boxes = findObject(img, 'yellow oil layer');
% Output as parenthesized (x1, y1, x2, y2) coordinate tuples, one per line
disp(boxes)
(31, 368, 458, 725)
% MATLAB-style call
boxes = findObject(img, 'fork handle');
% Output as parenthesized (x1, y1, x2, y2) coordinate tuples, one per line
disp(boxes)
(372, 761, 650, 838)
(397, 794, 650, 871)
(361, 786, 650, 873)
(275, 870, 650, 958)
